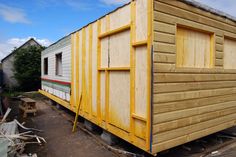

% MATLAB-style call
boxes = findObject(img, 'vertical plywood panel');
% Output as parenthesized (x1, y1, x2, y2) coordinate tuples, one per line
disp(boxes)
(92, 23, 98, 115)
(109, 31, 130, 67)
(110, 5, 130, 30)
(79, 31, 83, 100)
(71, 34, 76, 108)
(135, 47, 147, 117)
(100, 72, 106, 120)
(136, 0, 147, 41)
(224, 38, 236, 69)
(101, 17, 107, 34)
(101, 38, 109, 68)
(85, 27, 89, 90)
(176, 27, 212, 68)
(85, 27, 90, 113)
(109, 72, 130, 131)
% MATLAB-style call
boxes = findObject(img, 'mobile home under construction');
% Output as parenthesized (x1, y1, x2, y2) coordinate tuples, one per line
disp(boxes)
(39, 0, 236, 155)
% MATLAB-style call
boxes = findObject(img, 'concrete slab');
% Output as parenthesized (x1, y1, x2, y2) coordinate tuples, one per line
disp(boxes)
(101, 130, 119, 146)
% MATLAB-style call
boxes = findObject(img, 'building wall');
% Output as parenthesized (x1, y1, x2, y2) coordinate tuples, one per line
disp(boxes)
(40, 0, 153, 153)
(2, 55, 17, 88)
(41, 35, 71, 102)
(152, 0, 236, 153)
(2, 39, 40, 88)
(68, 0, 151, 151)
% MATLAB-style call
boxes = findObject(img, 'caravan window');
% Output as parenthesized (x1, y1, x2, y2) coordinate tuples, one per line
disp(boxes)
(44, 57, 48, 75)
(56, 53, 62, 76)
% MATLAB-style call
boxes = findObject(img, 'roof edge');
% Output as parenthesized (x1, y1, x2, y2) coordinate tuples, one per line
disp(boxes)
(180, 0, 236, 23)
(1, 38, 42, 62)
(43, 1, 131, 51)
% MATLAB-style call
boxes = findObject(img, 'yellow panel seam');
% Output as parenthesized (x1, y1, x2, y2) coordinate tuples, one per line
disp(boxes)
(105, 15, 110, 129)
(97, 20, 102, 125)
(89, 25, 93, 118)
(130, 0, 136, 142)
(70, 34, 75, 110)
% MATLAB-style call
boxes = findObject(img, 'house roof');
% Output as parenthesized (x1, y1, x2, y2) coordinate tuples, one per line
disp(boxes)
(44, 0, 236, 52)
(1, 38, 42, 63)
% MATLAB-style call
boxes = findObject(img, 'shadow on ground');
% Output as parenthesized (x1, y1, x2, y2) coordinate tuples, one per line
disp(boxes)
(6, 96, 236, 157)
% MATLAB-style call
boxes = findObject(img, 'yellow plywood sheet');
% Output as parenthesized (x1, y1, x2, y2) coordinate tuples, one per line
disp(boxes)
(92, 23, 98, 115)
(101, 38, 109, 68)
(176, 27, 212, 68)
(136, 0, 147, 41)
(135, 47, 147, 117)
(109, 30, 130, 67)
(109, 71, 130, 131)
(79, 31, 83, 99)
(100, 72, 106, 120)
(224, 38, 236, 69)
(110, 5, 130, 31)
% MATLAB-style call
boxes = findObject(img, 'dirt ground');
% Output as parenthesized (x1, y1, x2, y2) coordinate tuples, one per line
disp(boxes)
(20, 100, 121, 157)
(7, 96, 236, 157)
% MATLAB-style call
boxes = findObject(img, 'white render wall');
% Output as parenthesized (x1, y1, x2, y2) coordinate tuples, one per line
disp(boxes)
(2, 55, 17, 88)
(2, 39, 41, 88)
(41, 35, 71, 82)
(41, 35, 71, 101)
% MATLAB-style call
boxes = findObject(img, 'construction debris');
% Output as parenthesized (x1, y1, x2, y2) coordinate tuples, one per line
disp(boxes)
(0, 108, 45, 157)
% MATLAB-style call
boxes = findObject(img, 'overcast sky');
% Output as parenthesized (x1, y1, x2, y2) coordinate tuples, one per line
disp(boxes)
(0, 0, 235, 60)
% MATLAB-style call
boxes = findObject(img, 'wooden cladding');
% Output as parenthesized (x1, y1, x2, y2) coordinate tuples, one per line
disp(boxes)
(224, 38, 236, 69)
(153, 0, 236, 154)
(176, 26, 215, 68)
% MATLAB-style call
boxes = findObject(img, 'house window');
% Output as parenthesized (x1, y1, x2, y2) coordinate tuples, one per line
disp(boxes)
(44, 58, 48, 75)
(224, 37, 236, 69)
(56, 53, 62, 76)
(176, 26, 214, 68)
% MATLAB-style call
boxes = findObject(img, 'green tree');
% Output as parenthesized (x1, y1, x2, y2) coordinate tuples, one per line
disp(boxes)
(13, 46, 45, 91)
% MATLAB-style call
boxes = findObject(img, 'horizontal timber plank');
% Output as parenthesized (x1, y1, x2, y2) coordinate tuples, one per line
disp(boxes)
(153, 21, 175, 35)
(153, 112, 236, 143)
(216, 44, 223, 52)
(154, 100, 236, 124)
(216, 36, 223, 45)
(154, 11, 216, 34)
(154, 93, 236, 114)
(154, 32, 175, 44)
(154, 73, 236, 83)
(153, 107, 236, 133)
(156, 0, 236, 27)
(154, 87, 236, 103)
(153, 42, 176, 54)
(154, 11, 225, 38)
(154, 80, 236, 94)
(153, 63, 236, 73)
(215, 59, 223, 66)
(154, 1, 236, 34)
(153, 52, 176, 63)
(152, 120, 236, 153)
(216, 51, 223, 59)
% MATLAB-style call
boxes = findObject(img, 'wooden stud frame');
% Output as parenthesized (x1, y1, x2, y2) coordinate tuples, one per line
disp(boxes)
(40, 0, 153, 154)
